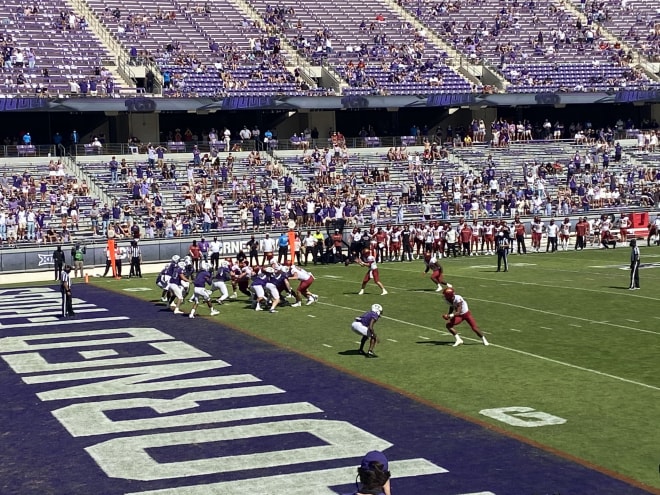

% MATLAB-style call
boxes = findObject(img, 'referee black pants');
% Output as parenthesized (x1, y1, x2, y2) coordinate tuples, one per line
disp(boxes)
(630, 261, 640, 289)
(497, 250, 509, 272)
(130, 257, 142, 277)
(61, 289, 74, 317)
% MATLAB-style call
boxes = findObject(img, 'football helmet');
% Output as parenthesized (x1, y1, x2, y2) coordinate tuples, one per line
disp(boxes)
(264, 267, 274, 274)
(201, 261, 210, 271)
(367, 255, 375, 262)
(442, 287, 455, 302)
(178, 261, 186, 269)
(184, 256, 192, 264)
(220, 260, 229, 268)
(172, 255, 180, 263)
(430, 256, 437, 264)
(371, 304, 383, 315)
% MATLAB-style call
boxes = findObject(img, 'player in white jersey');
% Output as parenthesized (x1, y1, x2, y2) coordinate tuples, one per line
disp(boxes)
(530, 216, 544, 253)
(559, 217, 571, 251)
(648, 214, 660, 246)
(617, 213, 630, 243)
(389, 226, 402, 261)
(289, 264, 319, 306)
(482, 220, 496, 255)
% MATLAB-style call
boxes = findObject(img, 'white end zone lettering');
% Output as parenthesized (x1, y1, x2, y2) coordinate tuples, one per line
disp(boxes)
(124, 459, 452, 495)
(86, 419, 393, 481)
(479, 406, 566, 427)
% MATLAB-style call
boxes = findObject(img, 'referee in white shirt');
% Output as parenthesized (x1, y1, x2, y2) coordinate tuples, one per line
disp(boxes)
(60, 265, 75, 318)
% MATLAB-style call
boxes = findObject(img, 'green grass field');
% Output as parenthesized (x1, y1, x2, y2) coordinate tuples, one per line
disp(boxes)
(48, 247, 660, 490)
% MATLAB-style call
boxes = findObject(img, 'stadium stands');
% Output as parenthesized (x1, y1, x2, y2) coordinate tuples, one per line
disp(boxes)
(399, 0, 659, 91)
(2, 129, 660, 252)
(0, 0, 657, 96)
(247, 0, 474, 94)
(0, 0, 120, 96)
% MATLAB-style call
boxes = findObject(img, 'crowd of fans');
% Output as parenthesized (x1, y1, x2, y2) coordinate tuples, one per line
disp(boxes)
(0, 160, 92, 247)
(2, 118, 660, 249)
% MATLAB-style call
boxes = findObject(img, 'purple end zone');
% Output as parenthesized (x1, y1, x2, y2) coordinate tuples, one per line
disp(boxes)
(0, 285, 656, 495)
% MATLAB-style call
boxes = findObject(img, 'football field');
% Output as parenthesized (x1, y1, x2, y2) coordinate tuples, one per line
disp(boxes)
(1, 245, 659, 494)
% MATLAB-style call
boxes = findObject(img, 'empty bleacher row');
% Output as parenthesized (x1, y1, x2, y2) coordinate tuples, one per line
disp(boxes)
(1, 0, 121, 96)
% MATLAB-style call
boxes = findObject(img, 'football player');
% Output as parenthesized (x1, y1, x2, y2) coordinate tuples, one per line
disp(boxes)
(289, 264, 319, 306)
(189, 262, 220, 319)
(351, 304, 383, 358)
(358, 254, 388, 296)
(166, 261, 189, 315)
(158, 255, 179, 301)
(441, 287, 489, 347)
(262, 266, 281, 313)
(211, 259, 232, 304)
(559, 217, 571, 251)
(530, 216, 544, 253)
(424, 256, 452, 292)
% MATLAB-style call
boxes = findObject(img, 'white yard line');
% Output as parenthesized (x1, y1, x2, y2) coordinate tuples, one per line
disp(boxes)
(380, 264, 660, 302)
(320, 272, 660, 337)
(316, 300, 660, 392)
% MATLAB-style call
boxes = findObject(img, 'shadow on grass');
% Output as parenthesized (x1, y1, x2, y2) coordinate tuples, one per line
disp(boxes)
(416, 341, 455, 346)
(338, 349, 368, 356)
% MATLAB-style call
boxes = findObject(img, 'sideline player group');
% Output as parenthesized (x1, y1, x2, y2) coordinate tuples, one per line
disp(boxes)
(344, 213, 660, 261)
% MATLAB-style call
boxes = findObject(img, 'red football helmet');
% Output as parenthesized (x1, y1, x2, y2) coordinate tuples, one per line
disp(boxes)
(442, 287, 455, 302)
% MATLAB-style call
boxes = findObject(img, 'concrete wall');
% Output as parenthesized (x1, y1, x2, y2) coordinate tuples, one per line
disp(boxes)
(120, 113, 160, 144)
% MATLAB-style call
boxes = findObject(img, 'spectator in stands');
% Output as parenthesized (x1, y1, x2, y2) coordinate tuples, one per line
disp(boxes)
(239, 125, 251, 143)
(108, 156, 119, 185)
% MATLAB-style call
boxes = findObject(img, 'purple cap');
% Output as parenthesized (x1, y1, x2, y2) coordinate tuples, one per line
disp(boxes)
(360, 451, 388, 471)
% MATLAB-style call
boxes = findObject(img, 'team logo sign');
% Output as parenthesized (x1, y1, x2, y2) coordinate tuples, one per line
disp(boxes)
(38, 254, 54, 266)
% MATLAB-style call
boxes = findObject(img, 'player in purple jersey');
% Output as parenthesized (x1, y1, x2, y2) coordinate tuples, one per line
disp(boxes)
(159, 255, 180, 301)
(211, 259, 232, 304)
(166, 261, 189, 314)
(263, 266, 281, 313)
(250, 266, 270, 311)
(189, 262, 220, 318)
(351, 304, 383, 357)
(270, 264, 296, 304)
